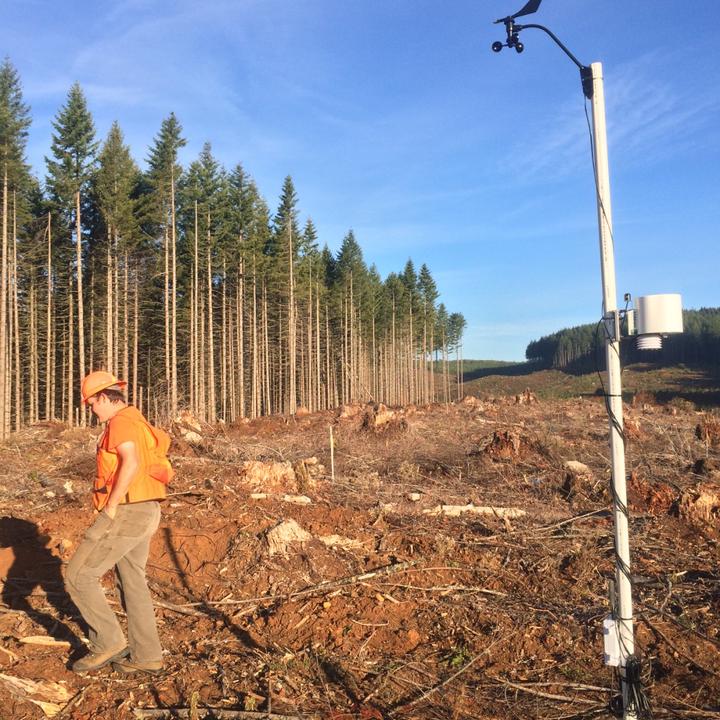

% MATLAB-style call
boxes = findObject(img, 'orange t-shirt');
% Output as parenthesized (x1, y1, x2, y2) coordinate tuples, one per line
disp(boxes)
(93, 406, 168, 510)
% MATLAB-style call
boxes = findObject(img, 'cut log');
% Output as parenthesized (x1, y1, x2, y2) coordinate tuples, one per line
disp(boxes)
(19, 636, 71, 649)
(423, 503, 526, 519)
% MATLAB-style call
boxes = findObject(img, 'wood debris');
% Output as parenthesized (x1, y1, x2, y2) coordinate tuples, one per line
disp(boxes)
(0, 673, 71, 717)
(19, 636, 71, 649)
(238, 460, 298, 493)
(679, 483, 720, 524)
(422, 503, 526, 519)
(264, 519, 313, 556)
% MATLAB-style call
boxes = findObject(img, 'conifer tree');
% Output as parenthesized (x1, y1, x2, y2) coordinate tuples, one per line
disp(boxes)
(46, 82, 97, 426)
(0, 59, 31, 436)
(146, 113, 186, 414)
(95, 121, 140, 383)
(418, 263, 438, 402)
(0, 60, 476, 429)
(270, 176, 301, 413)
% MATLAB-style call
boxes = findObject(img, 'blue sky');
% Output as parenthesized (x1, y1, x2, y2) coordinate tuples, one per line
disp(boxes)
(3, 0, 719, 360)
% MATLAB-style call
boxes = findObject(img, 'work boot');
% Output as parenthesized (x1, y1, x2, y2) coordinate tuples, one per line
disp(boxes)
(72, 646, 129, 673)
(112, 657, 164, 675)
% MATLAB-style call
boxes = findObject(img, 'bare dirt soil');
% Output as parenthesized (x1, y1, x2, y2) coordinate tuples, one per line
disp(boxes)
(1, 368, 719, 720)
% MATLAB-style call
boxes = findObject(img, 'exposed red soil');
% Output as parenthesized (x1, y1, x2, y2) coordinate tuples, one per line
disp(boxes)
(0, 385, 718, 719)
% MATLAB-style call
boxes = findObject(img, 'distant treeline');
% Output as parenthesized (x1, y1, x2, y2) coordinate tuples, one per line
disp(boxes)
(525, 308, 720, 370)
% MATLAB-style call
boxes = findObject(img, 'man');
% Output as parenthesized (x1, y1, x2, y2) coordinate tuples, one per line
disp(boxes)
(66, 371, 167, 675)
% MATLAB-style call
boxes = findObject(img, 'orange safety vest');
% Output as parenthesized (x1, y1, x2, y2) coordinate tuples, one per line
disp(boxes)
(93, 406, 171, 511)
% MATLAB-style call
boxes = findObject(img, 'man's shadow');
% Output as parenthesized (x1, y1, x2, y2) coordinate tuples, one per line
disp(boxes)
(0, 517, 83, 647)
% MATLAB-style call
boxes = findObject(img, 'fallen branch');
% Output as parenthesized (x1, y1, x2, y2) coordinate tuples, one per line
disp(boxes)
(639, 602, 720, 650)
(531, 509, 610, 534)
(156, 560, 417, 614)
(133, 709, 313, 719)
(388, 629, 520, 716)
(376, 582, 507, 598)
(640, 613, 719, 677)
(0, 645, 19, 661)
(487, 677, 601, 705)
(154, 599, 206, 617)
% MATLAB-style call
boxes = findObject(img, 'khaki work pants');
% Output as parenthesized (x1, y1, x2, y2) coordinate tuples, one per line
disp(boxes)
(66, 501, 162, 662)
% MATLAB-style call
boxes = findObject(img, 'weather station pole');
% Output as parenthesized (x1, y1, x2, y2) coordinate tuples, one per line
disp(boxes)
(584, 60, 638, 691)
(490, 2, 645, 718)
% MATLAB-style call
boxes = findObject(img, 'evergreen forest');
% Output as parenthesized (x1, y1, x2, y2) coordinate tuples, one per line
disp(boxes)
(0, 61, 467, 437)
(526, 308, 720, 371)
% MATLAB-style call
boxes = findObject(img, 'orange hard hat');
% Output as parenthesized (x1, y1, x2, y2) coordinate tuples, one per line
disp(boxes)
(81, 371, 127, 403)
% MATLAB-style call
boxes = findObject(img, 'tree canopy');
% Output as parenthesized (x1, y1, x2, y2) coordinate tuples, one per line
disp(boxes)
(0, 64, 467, 434)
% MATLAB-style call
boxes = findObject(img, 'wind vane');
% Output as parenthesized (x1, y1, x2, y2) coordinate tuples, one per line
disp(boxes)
(492, 0, 542, 53)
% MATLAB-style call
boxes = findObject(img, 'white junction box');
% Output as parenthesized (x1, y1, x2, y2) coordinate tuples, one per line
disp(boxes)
(603, 615, 621, 667)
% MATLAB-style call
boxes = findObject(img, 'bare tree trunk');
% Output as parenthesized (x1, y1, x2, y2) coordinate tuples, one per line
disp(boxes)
(306, 274, 313, 411)
(251, 260, 258, 419)
(422, 308, 428, 404)
(0, 168, 8, 438)
(341, 295, 347, 404)
(199, 289, 206, 421)
(106, 241, 113, 372)
(75, 191, 86, 426)
(11, 195, 20, 430)
(238, 256, 245, 418)
(262, 282, 270, 414)
(391, 295, 396, 406)
(113, 236, 119, 381)
(123, 251, 129, 383)
(408, 305, 414, 405)
(133, 268, 139, 406)
(315, 286, 320, 411)
(277, 305, 283, 414)
(67, 269, 74, 425)
(60, 322, 66, 422)
(11, 199, 20, 431)
(287, 226, 296, 414)
(30, 278, 37, 422)
(170, 168, 178, 415)
(325, 305, 331, 409)
(163, 222, 170, 408)
(189, 254, 195, 414)
(228, 270, 236, 421)
(349, 276, 355, 402)
(206, 236, 216, 422)
(430, 328, 435, 402)
(89, 263, 94, 372)
(221, 259, 227, 422)
(46, 213, 53, 420)
(193, 202, 199, 416)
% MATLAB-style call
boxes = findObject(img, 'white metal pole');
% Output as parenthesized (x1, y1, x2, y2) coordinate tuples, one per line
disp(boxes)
(588, 61, 637, 720)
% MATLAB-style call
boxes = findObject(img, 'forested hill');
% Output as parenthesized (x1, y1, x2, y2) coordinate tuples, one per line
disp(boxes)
(0, 60, 466, 438)
(525, 308, 720, 370)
